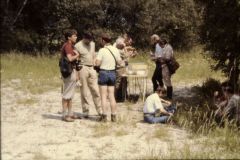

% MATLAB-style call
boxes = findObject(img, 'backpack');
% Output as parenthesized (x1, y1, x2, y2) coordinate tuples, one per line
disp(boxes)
(166, 57, 180, 74)
(59, 56, 73, 78)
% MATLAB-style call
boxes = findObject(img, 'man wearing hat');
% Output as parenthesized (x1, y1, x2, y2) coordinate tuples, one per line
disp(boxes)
(75, 31, 102, 118)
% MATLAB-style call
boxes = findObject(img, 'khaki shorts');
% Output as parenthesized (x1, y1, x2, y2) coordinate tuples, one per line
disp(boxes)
(62, 69, 77, 100)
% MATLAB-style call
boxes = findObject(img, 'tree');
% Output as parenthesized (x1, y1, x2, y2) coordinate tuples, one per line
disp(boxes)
(200, 0, 240, 90)
(0, 0, 201, 53)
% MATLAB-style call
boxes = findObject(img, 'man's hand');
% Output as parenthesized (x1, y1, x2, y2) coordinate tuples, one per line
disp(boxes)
(73, 50, 80, 57)
(151, 57, 157, 61)
(214, 91, 219, 97)
(169, 112, 173, 116)
(150, 51, 154, 56)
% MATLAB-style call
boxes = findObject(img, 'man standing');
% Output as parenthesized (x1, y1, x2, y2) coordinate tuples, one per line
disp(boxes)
(75, 31, 102, 117)
(159, 38, 174, 99)
(113, 37, 127, 102)
(150, 34, 164, 92)
(61, 29, 79, 122)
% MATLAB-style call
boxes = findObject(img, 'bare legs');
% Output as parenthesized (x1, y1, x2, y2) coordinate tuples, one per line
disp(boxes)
(99, 85, 117, 122)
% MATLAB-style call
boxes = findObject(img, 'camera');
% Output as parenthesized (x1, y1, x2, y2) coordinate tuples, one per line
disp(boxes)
(74, 59, 82, 71)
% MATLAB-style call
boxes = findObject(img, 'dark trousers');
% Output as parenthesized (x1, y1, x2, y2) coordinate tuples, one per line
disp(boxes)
(152, 62, 163, 92)
(115, 77, 127, 102)
(115, 68, 127, 102)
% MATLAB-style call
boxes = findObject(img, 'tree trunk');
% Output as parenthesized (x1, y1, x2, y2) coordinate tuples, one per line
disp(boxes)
(229, 56, 240, 92)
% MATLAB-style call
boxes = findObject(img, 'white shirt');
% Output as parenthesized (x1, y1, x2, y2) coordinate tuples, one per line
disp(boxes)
(155, 43, 163, 58)
(96, 45, 121, 70)
(143, 93, 164, 114)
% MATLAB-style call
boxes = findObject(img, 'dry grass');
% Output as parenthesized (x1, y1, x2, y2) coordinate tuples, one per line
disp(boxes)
(92, 123, 111, 138)
(152, 127, 170, 141)
(1, 52, 61, 94)
(130, 46, 225, 84)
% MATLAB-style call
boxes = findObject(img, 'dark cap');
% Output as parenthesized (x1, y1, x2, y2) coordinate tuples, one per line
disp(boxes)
(83, 31, 93, 40)
(101, 33, 111, 42)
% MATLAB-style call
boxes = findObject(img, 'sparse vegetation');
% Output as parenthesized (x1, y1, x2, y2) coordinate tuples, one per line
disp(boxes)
(1, 48, 239, 159)
(153, 127, 170, 141)
(92, 123, 111, 138)
(1, 52, 61, 94)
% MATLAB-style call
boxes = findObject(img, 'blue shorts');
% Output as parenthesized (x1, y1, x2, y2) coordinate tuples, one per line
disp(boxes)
(98, 70, 116, 86)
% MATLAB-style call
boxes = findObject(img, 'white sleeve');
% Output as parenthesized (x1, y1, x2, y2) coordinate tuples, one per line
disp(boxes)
(115, 49, 121, 61)
(154, 96, 164, 111)
(96, 49, 103, 61)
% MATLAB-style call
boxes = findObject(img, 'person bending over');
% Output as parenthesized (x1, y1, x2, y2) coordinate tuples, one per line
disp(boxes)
(143, 87, 176, 124)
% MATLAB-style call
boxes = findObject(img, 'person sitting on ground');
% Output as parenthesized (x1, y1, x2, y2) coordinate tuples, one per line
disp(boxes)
(214, 85, 240, 126)
(143, 87, 176, 124)
(222, 86, 240, 125)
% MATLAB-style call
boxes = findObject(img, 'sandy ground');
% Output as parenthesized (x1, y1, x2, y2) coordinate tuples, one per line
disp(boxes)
(1, 79, 197, 160)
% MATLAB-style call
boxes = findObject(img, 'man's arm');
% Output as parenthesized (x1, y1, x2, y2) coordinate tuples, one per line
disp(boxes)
(95, 59, 101, 66)
(65, 45, 79, 62)
(95, 49, 102, 66)
(159, 97, 172, 106)
(155, 97, 172, 116)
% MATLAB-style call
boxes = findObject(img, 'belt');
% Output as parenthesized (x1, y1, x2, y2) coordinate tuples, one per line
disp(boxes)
(100, 69, 115, 72)
(143, 113, 155, 116)
(83, 65, 93, 67)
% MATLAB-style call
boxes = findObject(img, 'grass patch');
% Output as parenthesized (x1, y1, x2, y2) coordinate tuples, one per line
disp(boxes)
(130, 46, 225, 84)
(153, 127, 170, 141)
(1, 52, 62, 94)
(92, 123, 111, 138)
(115, 128, 129, 136)
(142, 138, 240, 159)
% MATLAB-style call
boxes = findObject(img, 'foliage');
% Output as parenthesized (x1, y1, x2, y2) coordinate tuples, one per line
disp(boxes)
(0, 0, 200, 52)
(199, 0, 240, 90)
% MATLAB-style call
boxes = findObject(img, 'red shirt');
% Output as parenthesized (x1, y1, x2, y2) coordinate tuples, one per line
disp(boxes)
(61, 41, 75, 57)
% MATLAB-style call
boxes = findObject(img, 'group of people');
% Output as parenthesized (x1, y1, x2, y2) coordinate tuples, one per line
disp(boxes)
(143, 34, 176, 124)
(60, 29, 137, 122)
(60, 28, 176, 124)
(150, 34, 174, 100)
(60, 29, 240, 127)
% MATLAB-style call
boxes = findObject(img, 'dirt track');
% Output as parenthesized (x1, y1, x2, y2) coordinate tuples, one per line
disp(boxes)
(2, 80, 195, 159)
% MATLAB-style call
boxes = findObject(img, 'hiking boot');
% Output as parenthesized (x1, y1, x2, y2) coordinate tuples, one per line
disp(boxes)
(99, 114, 107, 122)
(70, 114, 79, 119)
(111, 114, 117, 122)
(63, 116, 74, 122)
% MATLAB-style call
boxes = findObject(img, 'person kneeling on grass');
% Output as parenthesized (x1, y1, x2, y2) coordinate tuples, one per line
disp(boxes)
(143, 87, 176, 124)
